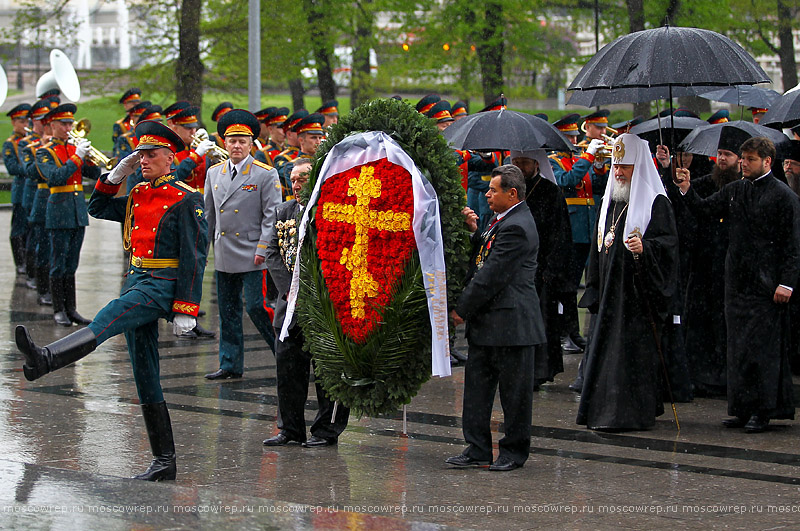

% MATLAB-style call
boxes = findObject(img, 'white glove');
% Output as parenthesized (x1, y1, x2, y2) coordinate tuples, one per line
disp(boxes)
(172, 314, 196, 336)
(585, 138, 605, 156)
(106, 152, 139, 184)
(75, 139, 92, 160)
(194, 139, 216, 157)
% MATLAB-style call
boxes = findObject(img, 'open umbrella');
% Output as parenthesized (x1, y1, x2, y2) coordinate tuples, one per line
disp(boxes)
(678, 120, 788, 156)
(566, 85, 706, 107)
(759, 90, 800, 128)
(699, 86, 779, 109)
(442, 109, 574, 152)
(629, 115, 707, 152)
(568, 26, 769, 100)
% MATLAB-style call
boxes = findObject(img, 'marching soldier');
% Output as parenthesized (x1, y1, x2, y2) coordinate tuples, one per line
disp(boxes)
(34, 103, 101, 326)
(549, 112, 608, 361)
(203, 110, 282, 379)
(20, 99, 56, 304)
(273, 109, 309, 198)
(4, 103, 32, 275)
(16, 120, 208, 482)
(316, 99, 339, 128)
(112, 87, 142, 145)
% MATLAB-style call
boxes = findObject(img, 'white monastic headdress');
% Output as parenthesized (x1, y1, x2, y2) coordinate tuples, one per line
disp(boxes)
(509, 149, 556, 184)
(596, 133, 666, 252)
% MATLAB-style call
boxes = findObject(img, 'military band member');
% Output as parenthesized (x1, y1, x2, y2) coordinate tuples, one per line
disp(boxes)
(203, 110, 282, 379)
(168, 106, 215, 194)
(451, 100, 468, 120)
(707, 109, 730, 125)
(264, 107, 289, 160)
(425, 100, 455, 131)
(209, 101, 233, 149)
(273, 109, 309, 198)
(34, 103, 101, 326)
(16, 120, 208, 482)
(20, 99, 56, 303)
(124, 106, 164, 193)
(4, 103, 32, 275)
(549, 112, 608, 359)
(416, 94, 440, 114)
(112, 87, 142, 145)
(316, 99, 339, 128)
(113, 100, 152, 162)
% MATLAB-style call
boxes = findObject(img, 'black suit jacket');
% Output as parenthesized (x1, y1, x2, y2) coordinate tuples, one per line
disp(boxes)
(456, 202, 546, 347)
(265, 199, 302, 330)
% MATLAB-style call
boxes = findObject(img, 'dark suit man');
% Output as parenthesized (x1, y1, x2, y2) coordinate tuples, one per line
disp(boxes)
(447, 164, 545, 471)
(262, 158, 350, 448)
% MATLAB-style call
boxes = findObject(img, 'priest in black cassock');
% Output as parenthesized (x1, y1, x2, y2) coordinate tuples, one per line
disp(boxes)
(676, 136, 800, 433)
(510, 150, 574, 388)
(577, 133, 679, 431)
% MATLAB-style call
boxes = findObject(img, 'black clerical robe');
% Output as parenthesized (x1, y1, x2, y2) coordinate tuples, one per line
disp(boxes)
(524, 175, 574, 385)
(682, 173, 800, 420)
(577, 195, 678, 430)
(682, 175, 730, 396)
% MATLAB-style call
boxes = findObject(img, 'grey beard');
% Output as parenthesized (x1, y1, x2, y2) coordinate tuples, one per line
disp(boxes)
(611, 179, 631, 202)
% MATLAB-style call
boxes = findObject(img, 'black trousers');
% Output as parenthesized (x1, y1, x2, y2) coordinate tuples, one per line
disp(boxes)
(462, 343, 535, 465)
(563, 242, 590, 336)
(274, 326, 349, 441)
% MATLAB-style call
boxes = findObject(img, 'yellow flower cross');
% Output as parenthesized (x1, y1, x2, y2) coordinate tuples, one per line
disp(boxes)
(321, 164, 411, 319)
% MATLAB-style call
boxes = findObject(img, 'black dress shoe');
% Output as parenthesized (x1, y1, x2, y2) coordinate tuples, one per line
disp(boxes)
(37, 294, 53, 306)
(445, 454, 490, 467)
(191, 324, 216, 338)
(561, 335, 583, 353)
(54, 311, 72, 327)
(302, 435, 336, 447)
(450, 348, 468, 363)
(568, 379, 584, 393)
(204, 369, 242, 380)
(570, 332, 587, 350)
(722, 417, 747, 428)
(26, 278, 37, 290)
(489, 456, 521, 471)
(263, 432, 303, 446)
(744, 415, 770, 433)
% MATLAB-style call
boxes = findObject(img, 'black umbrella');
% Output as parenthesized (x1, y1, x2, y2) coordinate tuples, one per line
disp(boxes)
(442, 109, 574, 152)
(759, 90, 800, 128)
(629, 115, 707, 152)
(699, 85, 779, 108)
(568, 26, 769, 95)
(678, 120, 788, 156)
(566, 85, 707, 107)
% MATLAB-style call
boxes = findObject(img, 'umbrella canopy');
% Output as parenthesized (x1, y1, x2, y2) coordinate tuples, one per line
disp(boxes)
(699, 85, 779, 108)
(678, 120, 788, 156)
(629, 115, 707, 152)
(759, 90, 800, 128)
(568, 26, 769, 94)
(442, 109, 574, 152)
(566, 85, 707, 107)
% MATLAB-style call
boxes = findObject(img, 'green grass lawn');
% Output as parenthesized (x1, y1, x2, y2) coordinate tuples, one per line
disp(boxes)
(1, 92, 352, 153)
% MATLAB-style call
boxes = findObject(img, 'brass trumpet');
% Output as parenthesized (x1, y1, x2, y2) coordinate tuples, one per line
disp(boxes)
(578, 123, 618, 160)
(191, 128, 228, 163)
(68, 118, 115, 170)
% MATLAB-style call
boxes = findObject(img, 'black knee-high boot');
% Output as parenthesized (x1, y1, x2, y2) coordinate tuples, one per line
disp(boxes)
(15, 325, 97, 381)
(133, 402, 177, 482)
(51, 277, 72, 327)
(37, 267, 52, 306)
(64, 276, 91, 325)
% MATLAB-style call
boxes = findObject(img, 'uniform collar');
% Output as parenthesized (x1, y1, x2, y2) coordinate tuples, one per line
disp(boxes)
(153, 173, 177, 188)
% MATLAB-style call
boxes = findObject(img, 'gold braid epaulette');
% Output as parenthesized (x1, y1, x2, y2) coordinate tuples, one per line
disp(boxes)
(175, 181, 198, 193)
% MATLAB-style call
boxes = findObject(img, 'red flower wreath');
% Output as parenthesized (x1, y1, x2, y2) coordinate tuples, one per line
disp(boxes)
(314, 158, 416, 343)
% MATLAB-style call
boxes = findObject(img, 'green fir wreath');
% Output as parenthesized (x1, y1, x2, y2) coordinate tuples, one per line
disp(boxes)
(296, 97, 470, 417)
